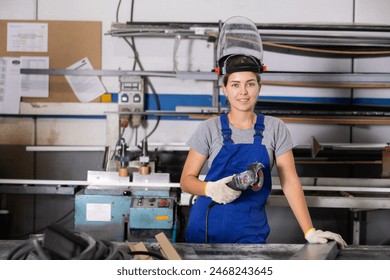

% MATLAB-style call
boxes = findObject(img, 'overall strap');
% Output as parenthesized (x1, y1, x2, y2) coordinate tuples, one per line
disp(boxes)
(220, 114, 233, 145)
(254, 113, 265, 144)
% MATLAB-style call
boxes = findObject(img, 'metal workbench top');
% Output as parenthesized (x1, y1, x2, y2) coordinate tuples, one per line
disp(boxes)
(1, 240, 389, 260)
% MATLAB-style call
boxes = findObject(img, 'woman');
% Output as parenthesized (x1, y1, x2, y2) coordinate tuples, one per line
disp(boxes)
(180, 53, 347, 247)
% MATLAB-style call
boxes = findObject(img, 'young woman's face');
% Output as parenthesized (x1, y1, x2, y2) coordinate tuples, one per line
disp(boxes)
(222, 71, 261, 112)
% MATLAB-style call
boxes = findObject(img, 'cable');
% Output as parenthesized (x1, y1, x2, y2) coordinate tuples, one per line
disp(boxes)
(116, 0, 162, 141)
(189, 195, 196, 209)
(130, 0, 135, 22)
(7, 235, 165, 260)
(7, 239, 35, 260)
(186, 196, 216, 243)
(7, 224, 157, 260)
(122, 36, 161, 140)
(205, 201, 216, 243)
(116, 0, 122, 22)
(111, 127, 126, 161)
(31, 238, 50, 260)
(128, 251, 166, 260)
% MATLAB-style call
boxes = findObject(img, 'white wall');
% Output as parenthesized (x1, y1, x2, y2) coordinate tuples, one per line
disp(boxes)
(1, 0, 390, 148)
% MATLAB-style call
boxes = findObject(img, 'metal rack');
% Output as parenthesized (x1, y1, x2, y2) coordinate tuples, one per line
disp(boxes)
(107, 22, 390, 49)
(19, 21, 390, 120)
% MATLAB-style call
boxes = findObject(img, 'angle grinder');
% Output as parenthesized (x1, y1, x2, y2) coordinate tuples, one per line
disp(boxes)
(227, 162, 265, 191)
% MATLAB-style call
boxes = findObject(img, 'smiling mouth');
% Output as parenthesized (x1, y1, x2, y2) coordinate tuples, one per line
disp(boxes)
(237, 98, 250, 102)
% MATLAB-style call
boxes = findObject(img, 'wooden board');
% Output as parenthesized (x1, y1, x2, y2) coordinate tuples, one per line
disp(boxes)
(155, 232, 182, 260)
(0, 20, 102, 103)
(127, 241, 153, 260)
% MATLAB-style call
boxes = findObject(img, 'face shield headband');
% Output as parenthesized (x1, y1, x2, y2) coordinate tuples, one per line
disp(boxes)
(219, 54, 263, 75)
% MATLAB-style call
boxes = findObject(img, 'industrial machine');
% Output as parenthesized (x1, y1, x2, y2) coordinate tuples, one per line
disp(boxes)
(74, 76, 178, 242)
(74, 170, 177, 242)
(74, 139, 178, 242)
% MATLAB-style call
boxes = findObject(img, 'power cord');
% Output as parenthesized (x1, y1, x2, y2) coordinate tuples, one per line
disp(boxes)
(7, 224, 165, 260)
(188, 197, 216, 243)
(205, 201, 216, 243)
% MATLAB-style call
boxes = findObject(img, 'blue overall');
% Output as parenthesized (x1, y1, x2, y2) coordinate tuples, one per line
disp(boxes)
(185, 113, 272, 243)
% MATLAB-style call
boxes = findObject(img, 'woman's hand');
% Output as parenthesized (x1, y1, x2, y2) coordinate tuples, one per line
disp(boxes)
(205, 175, 241, 204)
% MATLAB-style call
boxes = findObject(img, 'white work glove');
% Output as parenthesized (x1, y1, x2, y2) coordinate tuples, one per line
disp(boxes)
(205, 175, 241, 204)
(305, 228, 347, 249)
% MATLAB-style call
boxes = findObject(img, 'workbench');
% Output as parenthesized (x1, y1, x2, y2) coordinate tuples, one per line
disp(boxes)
(1, 240, 390, 260)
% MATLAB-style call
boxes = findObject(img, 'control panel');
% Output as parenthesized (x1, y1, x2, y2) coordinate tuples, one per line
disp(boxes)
(118, 76, 144, 128)
(132, 197, 172, 208)
(129, 196, 174, 230)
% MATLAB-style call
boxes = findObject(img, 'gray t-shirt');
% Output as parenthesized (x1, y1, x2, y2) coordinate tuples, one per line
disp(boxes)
(186, 115, 294, 170)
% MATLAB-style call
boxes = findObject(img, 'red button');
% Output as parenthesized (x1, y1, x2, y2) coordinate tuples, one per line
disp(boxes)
(159, 199, 169, 207)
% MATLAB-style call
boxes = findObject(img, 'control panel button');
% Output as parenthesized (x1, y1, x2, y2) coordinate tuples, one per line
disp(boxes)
(133, 93, 141, 103)
(158, 199, 170, 208)
(121, 93, 129, 103)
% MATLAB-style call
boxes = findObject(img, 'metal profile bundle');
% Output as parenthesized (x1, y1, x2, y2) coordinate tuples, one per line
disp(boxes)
(256, 100, 390, 118)
(106, 21, 390, 50)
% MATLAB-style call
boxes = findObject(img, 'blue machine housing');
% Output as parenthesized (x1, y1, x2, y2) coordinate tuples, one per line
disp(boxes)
(74, 182, 176, 242)
(75, 188, 131, 242)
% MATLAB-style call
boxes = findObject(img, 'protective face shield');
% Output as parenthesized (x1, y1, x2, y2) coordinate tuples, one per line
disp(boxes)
(216, 16, 265, 75)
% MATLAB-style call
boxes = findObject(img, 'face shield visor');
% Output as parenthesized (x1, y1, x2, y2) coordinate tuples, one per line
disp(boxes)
(216, 16, 265, 75)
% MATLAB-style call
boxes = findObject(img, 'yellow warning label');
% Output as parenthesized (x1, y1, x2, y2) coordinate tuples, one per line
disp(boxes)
(155, 215, 169, 221)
